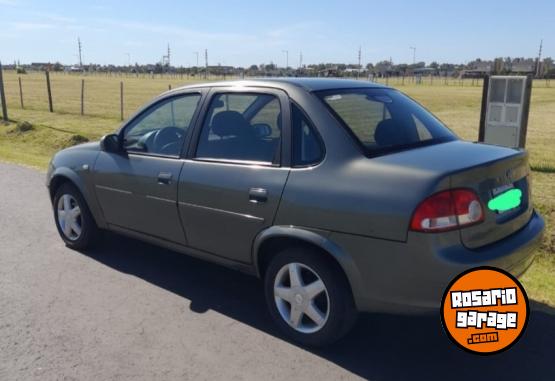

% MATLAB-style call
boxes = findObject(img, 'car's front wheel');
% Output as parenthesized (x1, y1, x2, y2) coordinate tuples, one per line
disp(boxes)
(53, 183, 98, 250)
(264, 247, 357, 347)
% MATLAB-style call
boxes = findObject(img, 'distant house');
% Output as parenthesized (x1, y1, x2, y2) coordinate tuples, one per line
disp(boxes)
(30, 62, 51, 71)
(461, 61, 492, 78)
(510, 61, 535, 74)
(342, 68, 366, 77)
(207, 65, 235, 75)
(318, 67, 340, 77)
(67, 66, 83, 72)
(412, 67, 437, 76)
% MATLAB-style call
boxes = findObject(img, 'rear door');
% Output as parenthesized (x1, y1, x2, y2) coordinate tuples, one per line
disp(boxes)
(178, 87, 290, 263)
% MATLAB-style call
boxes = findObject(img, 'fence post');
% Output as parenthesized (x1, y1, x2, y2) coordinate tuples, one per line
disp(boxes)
(80, 79, 85, 115)
(18, 76, 24, 109)
(45, 70, 54, 112)
(0, 62, 8, 122)
(120, 81, 124, 121)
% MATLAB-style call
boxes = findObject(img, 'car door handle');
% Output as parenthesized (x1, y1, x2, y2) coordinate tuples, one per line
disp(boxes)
(249, 188, 268, 203)
(157, 172, 173, 185)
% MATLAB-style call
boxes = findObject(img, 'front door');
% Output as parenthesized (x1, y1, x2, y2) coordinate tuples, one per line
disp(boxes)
(94, 92, 203, 245)
(178, 89, 290, 263)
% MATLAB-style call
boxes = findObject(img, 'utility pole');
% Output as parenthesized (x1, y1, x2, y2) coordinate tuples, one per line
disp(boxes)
(410, 46, 416, 64)
(357, 46, 362, 79)
(0, 61, 8, 122)
(204, 49, 208, 79)
(78, 37, 83, 68)
(299, 51, 303, 69)
(167, 43, 171, 67)
(282, 50, 289, 69)
(536, 39, 543, 77)
(193, 51, 199, 67)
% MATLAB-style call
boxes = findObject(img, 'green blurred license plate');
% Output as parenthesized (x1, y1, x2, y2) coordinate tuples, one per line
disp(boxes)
(489, 185, 522, 213)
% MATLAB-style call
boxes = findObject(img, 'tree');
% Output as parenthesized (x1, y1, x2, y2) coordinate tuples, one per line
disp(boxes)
(396, 63, 408, 74)
(375, 60, 391, 75)
(263, 63, 276, 71)
(543, 57, 553, 70)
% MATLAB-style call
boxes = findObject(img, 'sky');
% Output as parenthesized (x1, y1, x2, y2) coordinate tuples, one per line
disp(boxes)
(0, 0, 553, 67)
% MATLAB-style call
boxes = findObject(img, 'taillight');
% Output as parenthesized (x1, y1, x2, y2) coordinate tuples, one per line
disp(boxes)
(410, 189, 484, 232)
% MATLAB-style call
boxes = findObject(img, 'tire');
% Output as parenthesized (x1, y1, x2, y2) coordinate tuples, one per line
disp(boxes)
(264, 246, 357, 347)
(53, 182, 98, 250)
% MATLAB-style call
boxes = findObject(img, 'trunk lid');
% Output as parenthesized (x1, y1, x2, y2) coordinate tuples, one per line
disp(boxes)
(373, 140, 532, 246)
(449, 147, 532, 249)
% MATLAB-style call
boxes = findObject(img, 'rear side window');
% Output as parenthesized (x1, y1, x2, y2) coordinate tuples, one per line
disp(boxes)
(317, 88, 456, 155)
(291, 103, 324, 166)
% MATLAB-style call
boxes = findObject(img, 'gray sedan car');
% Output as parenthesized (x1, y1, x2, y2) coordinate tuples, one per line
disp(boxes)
(47, 78, 544, 346)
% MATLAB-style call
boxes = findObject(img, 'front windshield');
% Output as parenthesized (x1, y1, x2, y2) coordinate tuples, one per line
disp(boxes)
(316, 88, 457, 155)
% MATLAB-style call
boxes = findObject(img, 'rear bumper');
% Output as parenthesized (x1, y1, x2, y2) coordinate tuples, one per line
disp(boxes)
(330, 210, 544, 314)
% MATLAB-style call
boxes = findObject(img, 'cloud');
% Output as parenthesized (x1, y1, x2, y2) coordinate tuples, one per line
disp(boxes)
(12, 22, 56, 31)
(96, 18, 258, 45)
(94, 18, 324, 49)
(9, 12, 104, 33)
(37, 12, 76, 24)
(124, 41, 145, 47)
(267, 21, 322, 39)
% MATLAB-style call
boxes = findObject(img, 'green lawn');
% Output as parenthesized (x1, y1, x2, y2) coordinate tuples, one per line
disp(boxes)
(0, 70, 553, 306)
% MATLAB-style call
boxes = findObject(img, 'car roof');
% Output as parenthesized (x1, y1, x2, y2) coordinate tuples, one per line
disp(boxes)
(173, 77, 388, 93)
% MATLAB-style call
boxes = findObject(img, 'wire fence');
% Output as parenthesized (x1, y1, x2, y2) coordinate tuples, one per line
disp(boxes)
(0, 69, 552, 122)
(0, 70, 239, 121)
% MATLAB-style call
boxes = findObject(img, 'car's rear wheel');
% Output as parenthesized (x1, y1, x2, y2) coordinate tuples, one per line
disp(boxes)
(53, 183, 98, 250)
(264, 247, 357, 347)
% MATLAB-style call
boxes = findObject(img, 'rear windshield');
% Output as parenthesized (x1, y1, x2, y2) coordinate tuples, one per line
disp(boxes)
(316, 88, 457, 155)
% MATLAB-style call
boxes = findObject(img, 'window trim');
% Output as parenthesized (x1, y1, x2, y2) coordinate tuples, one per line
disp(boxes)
(189, 87, 290, 168)
(290, 101, 326, 168)
(118, 91, 204, 159)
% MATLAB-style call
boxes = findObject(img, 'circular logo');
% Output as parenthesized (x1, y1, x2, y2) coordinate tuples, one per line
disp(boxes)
(441, 266, 529, 355)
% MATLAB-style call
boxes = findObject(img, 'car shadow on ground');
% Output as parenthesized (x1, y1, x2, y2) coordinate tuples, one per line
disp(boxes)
(83, 233, 555, 381)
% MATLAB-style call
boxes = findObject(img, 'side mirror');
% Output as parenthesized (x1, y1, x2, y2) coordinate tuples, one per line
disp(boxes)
(253, 123, 272, 138)
(100, 133, 122, 153)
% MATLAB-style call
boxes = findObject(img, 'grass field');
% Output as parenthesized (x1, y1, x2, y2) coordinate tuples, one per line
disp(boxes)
(0, 70, 553, 306)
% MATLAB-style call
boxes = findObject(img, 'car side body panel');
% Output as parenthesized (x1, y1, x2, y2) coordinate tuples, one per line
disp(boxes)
(252, 225, 364, 304)
(178, 161, 290, 263)
(47, 142, 107, 229)
(329, 210, 543, 313)
(93, 153, 187, 245)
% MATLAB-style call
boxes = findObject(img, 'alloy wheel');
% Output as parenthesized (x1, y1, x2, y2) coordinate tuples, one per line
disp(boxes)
(57, 194, 82, 241)
(273, 262, 330, 334)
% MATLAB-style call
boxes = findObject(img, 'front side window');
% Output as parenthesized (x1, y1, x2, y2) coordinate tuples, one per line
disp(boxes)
(195, 93, 281, 164)
(317, 88, 456, 155)
(123, 94, 201, 156)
